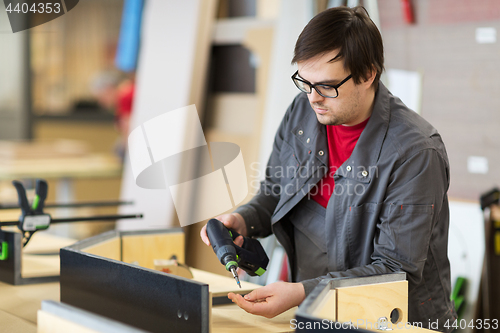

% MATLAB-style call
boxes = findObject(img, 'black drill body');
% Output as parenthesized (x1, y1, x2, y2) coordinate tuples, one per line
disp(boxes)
(206, 218, 240, 287)
(206, 218, 270, 288)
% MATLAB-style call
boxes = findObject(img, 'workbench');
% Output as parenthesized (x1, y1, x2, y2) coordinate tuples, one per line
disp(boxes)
(0, 230, 295, 332)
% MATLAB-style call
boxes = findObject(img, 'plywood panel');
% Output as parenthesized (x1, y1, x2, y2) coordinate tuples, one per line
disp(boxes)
(191, 268, 261, 297)
(23, 232, 77, 255)
(337, 281, 408, 328)
(122, 232, 185, 269)
(21, 254, 60, 278)
(81, 237, 121, 261)
(212, 304, 295, 333)
(311, 289, 336, 321)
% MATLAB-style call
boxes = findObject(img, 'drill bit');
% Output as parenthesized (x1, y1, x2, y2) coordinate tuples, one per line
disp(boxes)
(230, 266, 241, 288)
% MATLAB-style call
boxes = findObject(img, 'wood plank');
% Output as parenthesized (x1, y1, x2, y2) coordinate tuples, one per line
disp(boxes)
(336, 281, 408, 329)
(81, 237, 121, 261)
(311, 289, 336, 321)
(21, 254, 60, 278)
(121, 232, 185, 269)
(191, 268, 261, 297)
(23, 232, 77, 254)
(212, 304, 295, 333)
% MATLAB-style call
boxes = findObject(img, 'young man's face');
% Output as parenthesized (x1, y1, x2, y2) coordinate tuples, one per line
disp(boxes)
(296, 50, 375, 126)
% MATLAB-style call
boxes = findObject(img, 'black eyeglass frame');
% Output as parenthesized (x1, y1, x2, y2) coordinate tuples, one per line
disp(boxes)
(291, 70, 352, 98)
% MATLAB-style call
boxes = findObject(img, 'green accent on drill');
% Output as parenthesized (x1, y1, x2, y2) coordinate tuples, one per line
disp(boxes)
(35, 225, 49, 230)
(255, 267, 266, 276)
(225, 261, 238, 271)
(0, 242, 8, 261)
(32, 195, 40, 210)
(228, 230, 232, 238)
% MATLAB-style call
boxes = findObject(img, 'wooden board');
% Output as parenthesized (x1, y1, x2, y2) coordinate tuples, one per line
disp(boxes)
(337, 281, 408, 328)
(122, 232, 185, 269)
(82, 237, 121, 261)
(22, 232, 77, 254)
(311, 289, 337, 322)
(212, 304, 295, 333)
(191, 268, 262, 298)
(21, 254, 60, 278)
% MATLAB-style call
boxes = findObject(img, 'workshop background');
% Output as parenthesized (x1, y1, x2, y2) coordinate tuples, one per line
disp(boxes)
(1, 0, 499, 331)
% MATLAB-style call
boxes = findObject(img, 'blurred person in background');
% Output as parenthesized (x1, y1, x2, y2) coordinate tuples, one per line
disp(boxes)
(91, 71, 135, 161)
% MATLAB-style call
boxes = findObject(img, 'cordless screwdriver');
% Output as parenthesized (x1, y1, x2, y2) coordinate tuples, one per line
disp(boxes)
(206, 218, 269, 289)
(206, 218, 241, 288)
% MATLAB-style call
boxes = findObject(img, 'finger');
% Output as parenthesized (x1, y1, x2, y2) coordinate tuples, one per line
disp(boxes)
(200, 225, 210, 246)
(244, 286, 271, 302)
(234, 235, 244, 247)
(229, 293, 270, 316)
(216, 215, 234, 229)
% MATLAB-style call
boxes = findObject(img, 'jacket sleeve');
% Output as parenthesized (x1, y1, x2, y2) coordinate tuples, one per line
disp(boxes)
(234, 96, 300, 238)
(301, 147, 450, 296)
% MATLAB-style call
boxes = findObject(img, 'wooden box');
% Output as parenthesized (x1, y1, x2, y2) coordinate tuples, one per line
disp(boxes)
(294, 273, 436, 332)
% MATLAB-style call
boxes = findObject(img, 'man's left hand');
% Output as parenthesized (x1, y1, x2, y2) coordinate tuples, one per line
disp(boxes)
(228, 282, 305, 318)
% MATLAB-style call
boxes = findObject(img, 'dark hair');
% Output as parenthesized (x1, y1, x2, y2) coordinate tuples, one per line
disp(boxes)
(292, 6, 384, 89)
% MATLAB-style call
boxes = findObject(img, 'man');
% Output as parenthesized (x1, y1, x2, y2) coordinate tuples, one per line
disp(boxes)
(201, 6, 456, 331)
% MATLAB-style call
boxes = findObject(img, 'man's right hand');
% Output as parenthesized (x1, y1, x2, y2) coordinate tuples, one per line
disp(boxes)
(200, 213, 247, 247)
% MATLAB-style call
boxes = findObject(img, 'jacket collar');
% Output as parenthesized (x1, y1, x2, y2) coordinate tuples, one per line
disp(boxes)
(335, 82, 391, 183)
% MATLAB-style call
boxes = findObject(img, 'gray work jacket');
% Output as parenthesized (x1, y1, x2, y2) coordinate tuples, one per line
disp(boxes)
(235, 83, 457, 331)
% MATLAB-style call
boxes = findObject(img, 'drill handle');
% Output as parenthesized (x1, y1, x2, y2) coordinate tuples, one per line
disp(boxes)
(230, 230, 269, 276)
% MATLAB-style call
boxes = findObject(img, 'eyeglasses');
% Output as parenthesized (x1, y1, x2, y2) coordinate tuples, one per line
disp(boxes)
(291, 70, 352, 98)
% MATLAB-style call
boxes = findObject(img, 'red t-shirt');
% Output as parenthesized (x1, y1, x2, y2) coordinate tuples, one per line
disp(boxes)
(310, 117, 370, 208)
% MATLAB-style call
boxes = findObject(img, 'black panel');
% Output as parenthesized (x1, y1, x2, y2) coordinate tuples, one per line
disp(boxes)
(60, 247, 209, 333)
(226, 0, 256, 17)
(210, 45, 256, 93)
